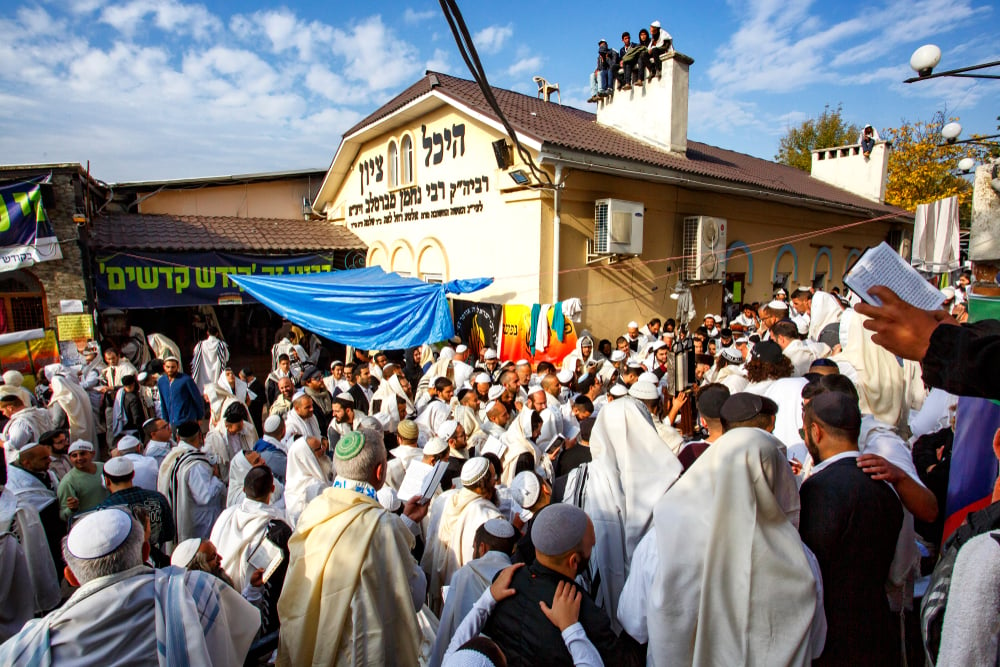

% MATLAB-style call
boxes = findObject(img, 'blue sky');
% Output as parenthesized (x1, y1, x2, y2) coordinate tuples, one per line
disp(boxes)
(0, 0, 995, 182)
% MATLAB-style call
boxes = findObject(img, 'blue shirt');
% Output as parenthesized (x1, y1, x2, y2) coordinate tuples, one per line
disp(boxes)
(158, 373, 204, 426)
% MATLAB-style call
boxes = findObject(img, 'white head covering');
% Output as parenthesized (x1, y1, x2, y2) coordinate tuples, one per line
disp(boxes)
(423, 437, 449, 456)
(460, 457, 490, 487)
(2, 370, 24, 386)
(767, 300, 789, 310)
(807, 291, 843, 341)
(509, 471, 542, 509)
(646, 428, 814, 665)
(264, 415, 282, 433)
(483, 517, 516, 539)
(68, 440, 94, 454)
(609, 384, 628, 398)
(487, 385, 505, 401)
(483, 349, 498, 360)
(437, 420, 459, 440)
(285, 436, 332, 526)
(170, 538, 202, 567)
(66, 508, 134, 559)
(628, 381, 659, 400)
(474, 373, 491, 385)
(103, 456, 134, 476)
(116, 435, 142, 452)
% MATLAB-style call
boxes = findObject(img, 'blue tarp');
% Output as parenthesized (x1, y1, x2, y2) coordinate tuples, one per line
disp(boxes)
(229, 267, 493, 350)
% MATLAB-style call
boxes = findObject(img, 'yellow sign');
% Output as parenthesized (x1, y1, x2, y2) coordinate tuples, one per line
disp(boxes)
(56, 314, 94, 343)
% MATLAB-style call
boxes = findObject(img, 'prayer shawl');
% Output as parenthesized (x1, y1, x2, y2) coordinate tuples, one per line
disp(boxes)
(582, 397, 682, 632)
(418, 348, 455, 399)
(284, 408, 321, 440)
(109, 387, 127, 439)
(937, 530, 1000, 666)
(159, 445, 223, 541)
(204, 421, 256, 483)
(808, 291, 842, 342)
(147, 332, 182, 365)
(715, 364, 749, 393)
(499, 410, 540, 486)
(0, 565, 258, 666)
(48, 376, 97, 446)
(421, 489, 501, 613)
(191, 335, 229, 395)
(277, 487, 422, 667)
(304, 386, 332, 418)
(453, 360, 474, 390)
(210, 497, 287, 590)
(284, 437, 332, 527)
(0, 486, 60, 616)
(416, 398, 453, 440)
(783, 339, 817, 377)
(101, 359, 138, 389)
(3, 407, 54, 454)
(225, 451, 287, 509)
(832, 310, 906, 428)
(428, 550, 512, 667)
(145, 439, 173, 467)
(5, 464, 58, 513)
(763, 377, 808, 455)
(271, 338, 294, 371)
(647, 428, 818, 666)
(454, 404, 481, 440)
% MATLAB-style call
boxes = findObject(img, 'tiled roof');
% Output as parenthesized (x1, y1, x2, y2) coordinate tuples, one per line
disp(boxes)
(347, 71, 908, 218)
(90, 213, 366, 252)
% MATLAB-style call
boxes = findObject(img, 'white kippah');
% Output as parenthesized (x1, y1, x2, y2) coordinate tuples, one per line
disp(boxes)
(264, 414, 282, 433)
(423, 437, 449, 456)
(515, 359, 530, 367)
(610, 350, 626, 362)
(67, 508, 133, 559)
(170, 538, 202, 567)
(292, 389, 308, 402)
(137, 371, 149, 382)
(455, 344, 468, 353)
(510, 471, 542, 509)
(460, 457, 491, 487)
(103, 456, 134, 476)
(437, 419, 459, 440)
(533, 504, 589, 556)
(638, 371, 659, 385)
(68, 440, 94, 454)
(377, 486, 401, 512)
(487, 385, 505, 401)
(609, 384, 628, 397)
(767, 300, 789, 310)
(483, 517, 516, 539)
(556, 369, 574, 384)
(17, 441, 45, 453)
(527, 383, 544, 395)
(475, 372, 491, 384)
(483, 349, 498, 360)
(627, 320, 639, 328)
(116, 435, 141, 451)
(628, 381, 660, 400)
(721, 347, 743, 364)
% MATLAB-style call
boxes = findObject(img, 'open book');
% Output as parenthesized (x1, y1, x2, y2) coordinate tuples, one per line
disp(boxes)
(844, 242, 946, 311)
(247, 536, 284, 585)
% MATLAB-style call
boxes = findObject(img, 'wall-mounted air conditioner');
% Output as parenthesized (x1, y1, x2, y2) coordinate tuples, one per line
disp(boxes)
(593, 199, 644, 256)
(682, 216, 727, 281)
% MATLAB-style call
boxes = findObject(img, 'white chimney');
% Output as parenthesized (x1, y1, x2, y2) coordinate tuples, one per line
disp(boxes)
(810, 142, 890, 203)
(596, 52, 693, 154)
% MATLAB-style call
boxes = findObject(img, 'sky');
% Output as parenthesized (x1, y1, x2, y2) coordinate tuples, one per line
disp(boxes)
(0, 0, 996, 183)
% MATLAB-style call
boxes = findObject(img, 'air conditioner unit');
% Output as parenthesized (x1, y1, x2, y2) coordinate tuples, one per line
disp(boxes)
(593, 199, 644, 255)
(682, 216, 727, 281)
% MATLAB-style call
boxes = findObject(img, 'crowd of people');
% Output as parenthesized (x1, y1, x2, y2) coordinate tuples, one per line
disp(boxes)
(588, 20, 673, 102)
(0, 278, 997, 666)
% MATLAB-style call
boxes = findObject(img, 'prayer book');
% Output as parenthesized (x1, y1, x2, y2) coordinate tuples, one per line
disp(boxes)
(844, 242, 946, 311)
(398, 460, 448, 504)
(247, 536, 284, 584)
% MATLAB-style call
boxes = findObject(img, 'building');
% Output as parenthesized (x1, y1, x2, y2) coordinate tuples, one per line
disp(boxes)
(0, 163, 106, 332)
(312, 56, 911, 337)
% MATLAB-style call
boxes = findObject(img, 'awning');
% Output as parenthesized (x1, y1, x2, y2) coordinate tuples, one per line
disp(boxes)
(230, 267, 493, 349)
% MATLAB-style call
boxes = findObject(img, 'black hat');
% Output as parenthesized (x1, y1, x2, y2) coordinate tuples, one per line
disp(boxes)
(223, 402, 246, 424)
(808, 391, 861, 432)
(696, 384, 730, 420)
(301, 366, 322, 382)
(720, 392, 778, 423)
(176, 421, 200, 438)
(719, 328, 733, 338)
(752, 340, 783, 364)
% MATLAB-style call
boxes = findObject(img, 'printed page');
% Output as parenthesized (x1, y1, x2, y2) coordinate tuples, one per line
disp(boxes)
(397, 460, 434, 502)
(844, 242, 945, 311)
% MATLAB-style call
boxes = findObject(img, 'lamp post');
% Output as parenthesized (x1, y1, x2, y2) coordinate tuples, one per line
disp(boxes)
(905, 44, 1000, 83)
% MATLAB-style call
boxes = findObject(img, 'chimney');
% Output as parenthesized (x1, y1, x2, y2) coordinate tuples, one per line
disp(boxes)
(810, 141, 890, 203)
(596, 51, 693, 154)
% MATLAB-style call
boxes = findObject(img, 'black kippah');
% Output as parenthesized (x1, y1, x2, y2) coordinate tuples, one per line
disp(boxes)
(809, 391, 861, 431)
(177, 421, 200, 438)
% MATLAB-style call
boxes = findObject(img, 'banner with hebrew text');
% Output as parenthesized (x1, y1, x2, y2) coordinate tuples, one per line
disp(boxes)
(94, 250, 362, 309)
(0, 176, 62, 273)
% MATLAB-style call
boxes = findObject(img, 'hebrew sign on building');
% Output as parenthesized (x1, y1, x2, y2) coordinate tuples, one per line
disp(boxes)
(0, 176, 62, 273)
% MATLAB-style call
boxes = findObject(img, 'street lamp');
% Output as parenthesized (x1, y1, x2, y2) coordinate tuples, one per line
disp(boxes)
(942, 122, 962, 143)
(958, 157, 976, 173)
(904, 44, 1000, 83)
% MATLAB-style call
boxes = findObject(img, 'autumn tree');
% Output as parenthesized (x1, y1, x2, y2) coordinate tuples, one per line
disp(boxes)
(776, 104, 861, 172)
(883, 110, 988, 214)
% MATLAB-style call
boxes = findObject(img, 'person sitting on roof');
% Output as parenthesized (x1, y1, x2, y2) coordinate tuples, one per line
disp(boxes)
(618, 31, 646, 91)
(588, 39, 619, 102)
(859, 124, 880, 158)
(645, 20, 673, 81)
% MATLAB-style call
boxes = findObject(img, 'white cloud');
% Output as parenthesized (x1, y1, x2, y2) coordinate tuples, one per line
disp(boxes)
(507, 56, 543, 77)
(473, 24, 513, 54)
(99, 0, 222, 40)
(403, 8, 437, 24)
(425, 48, 453, 74)
(688, 90, 764, 135)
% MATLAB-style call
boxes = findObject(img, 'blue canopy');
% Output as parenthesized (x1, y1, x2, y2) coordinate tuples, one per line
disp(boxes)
(229, 267, 493, 350)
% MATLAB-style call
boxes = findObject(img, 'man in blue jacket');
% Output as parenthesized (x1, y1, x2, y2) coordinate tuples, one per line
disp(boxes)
(157, 356, 204, 432)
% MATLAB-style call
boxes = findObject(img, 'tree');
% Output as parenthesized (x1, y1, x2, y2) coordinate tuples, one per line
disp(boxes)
(776, 104, 861, 172)
(883, 110, 988, 215)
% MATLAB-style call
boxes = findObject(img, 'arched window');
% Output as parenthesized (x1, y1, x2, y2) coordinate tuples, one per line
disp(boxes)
(401, 135, 413, 184)
(0, 270, 47, 333)
(388, 141, 399, 188)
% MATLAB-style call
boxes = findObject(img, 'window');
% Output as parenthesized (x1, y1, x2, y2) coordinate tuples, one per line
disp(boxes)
(812, 273, 826, 290)
(0, 270, 47, 333)
(388, 141, 399, 188)
(401, 135, 413, 184)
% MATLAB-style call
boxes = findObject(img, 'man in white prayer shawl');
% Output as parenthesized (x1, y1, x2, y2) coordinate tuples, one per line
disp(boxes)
(114, 434, 160, 491)
(1, 370, 35, 408)
(422, 457, 503, 613)
(771, 319, 818, 377)
(225, 448, 286, 509)
(46, 372, 97, 447)
(428, 518, 517, 667)
(277, 429, 429, 666)
(1, 394, 54, 459)
(158, 421, 226, 541)
(417, 376, 456, 439)
(147, 332, 182, 366)
(621, 427, 825, 665)
(567, 396, 683, 633)
(204, 403, 257, 483)
(285, 391, 323, 441)
(0, 508, 259, 666)
(191, 326, 230, 396)
(0, 479, 61, 629)
(283, 436, 332, 527)
(386, 419, 423, 490)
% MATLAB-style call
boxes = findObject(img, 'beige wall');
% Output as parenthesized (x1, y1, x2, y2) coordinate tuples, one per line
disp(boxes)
(324, 107, 545, 303)
(137, 179, 319, 219)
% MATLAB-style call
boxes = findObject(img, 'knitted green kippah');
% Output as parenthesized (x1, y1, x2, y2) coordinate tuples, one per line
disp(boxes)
(335, 431, 365, 461)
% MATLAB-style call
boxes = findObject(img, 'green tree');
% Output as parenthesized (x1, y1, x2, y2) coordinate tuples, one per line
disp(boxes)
(883, 110, 988, 215)
(775, 104, 861, 172)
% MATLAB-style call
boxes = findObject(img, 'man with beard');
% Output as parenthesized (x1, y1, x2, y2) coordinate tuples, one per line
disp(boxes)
(170, 537, 267, 612)
(268, 377, 295, 419)
(39, 429, 72, 481)
(157, 357, 205, 432)
(300, 366, 332, 434)
(327, 394, 363, 448)
(484, 504, 642, 666)
(158, 421, 226, 541)
(142, 417, 174, 467)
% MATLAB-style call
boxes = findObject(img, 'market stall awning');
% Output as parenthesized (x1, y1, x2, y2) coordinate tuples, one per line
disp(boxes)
(230, 267, 493, 349)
